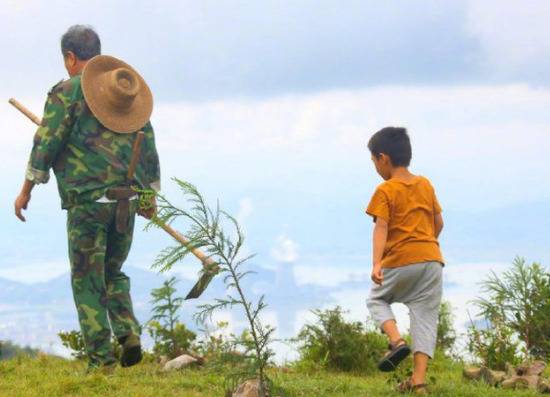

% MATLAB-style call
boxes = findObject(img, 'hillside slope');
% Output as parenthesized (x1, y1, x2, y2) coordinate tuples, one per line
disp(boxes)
(0, 355, 546, 397)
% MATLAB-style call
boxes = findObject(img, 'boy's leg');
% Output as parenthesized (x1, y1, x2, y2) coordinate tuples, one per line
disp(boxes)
(104, 202, 141, 341)
(405, 262, 443, 385)
(366, 281, 396, 335)
(67, 204, 115, 368)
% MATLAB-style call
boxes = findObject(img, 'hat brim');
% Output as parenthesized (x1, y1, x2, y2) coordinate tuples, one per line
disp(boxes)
(81, 55, 153, 134)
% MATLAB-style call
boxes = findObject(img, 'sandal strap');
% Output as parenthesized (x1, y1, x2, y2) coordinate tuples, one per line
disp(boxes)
(389, 338, 407, 350)
(397, 378, 427, 392)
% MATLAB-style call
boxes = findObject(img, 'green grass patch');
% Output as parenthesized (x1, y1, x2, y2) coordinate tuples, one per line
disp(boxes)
(0, 354, 547, 396)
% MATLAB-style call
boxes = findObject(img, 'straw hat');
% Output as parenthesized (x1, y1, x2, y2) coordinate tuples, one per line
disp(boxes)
(81, 55, 153, 134)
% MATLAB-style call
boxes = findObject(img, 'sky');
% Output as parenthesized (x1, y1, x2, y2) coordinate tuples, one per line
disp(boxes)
(1, 0, 550, 359)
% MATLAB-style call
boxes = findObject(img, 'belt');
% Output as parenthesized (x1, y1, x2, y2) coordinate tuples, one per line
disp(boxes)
(105, 186, 136, 233)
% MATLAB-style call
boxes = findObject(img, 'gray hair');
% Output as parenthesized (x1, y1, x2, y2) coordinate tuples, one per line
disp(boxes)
(61, 25, 101, 60)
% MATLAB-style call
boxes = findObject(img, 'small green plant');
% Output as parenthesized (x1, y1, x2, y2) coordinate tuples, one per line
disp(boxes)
(466, 306, 520, 370)
(144, 179, 276, 397)
(194, 321, 241, 365)
(474, 257, 550, 360)
(58, 330, 122, 361)
(58, 330, 86, 360)
(294, 306, 387, 373)
(437, 300, 457, 357)
(147, 276, 197, 359)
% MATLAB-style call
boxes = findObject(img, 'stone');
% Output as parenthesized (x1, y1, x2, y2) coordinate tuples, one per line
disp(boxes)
(163, 354, 198, 371)
(501, 376, 521, 390)
(463, 367, 482, 380)
(538, 378, 550, 394)
(480, 366, 506, 386)
(505, 362, 517, 378)
(233, 379, 269, 397)
(159, 355, 169, 366)
(526, 360, 547, 376)
(505, 375, 539, 390)
(521, 375, 541, 389)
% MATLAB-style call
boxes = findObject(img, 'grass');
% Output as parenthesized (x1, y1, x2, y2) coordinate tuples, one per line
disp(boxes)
(0, 354, 547, 396)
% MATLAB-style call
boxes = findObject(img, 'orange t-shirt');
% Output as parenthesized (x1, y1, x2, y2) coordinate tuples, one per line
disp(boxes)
(366, 175, 444, 268)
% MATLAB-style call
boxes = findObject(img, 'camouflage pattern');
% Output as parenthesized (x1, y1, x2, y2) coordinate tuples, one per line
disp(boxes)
(67, 200, 141, 368)
(25, 76, 160, 368)
(27, 75, 160, 209)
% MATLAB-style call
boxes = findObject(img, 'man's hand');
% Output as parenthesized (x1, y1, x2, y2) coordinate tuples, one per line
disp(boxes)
(14, 192, 31, 222)
(137, 195, 157, 220)
(371, 263, 384, 285)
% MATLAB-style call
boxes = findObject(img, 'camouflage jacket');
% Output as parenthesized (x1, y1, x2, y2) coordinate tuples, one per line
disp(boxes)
(27, 75, 161, 209)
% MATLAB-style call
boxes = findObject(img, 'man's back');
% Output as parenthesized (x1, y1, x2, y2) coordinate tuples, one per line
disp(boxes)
(28, 75, 160, 208)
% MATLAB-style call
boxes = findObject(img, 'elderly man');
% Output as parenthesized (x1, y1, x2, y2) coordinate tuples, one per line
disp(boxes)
(14, 25, 161, 372)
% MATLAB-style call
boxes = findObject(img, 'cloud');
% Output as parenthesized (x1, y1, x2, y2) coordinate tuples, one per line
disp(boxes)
(271, 235, 299, 263)
(466, 1, 550, 79)
(293, 263, 369, 287)
(0, 0, 483, 100)
(237, 197, 254, 224)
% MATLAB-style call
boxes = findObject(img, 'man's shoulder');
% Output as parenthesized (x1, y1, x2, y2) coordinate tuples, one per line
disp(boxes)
(47, 76, 83, 101)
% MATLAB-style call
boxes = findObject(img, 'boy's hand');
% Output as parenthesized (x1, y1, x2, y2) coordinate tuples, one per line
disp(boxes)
(14, 192, 31, 222)
(371, 263, 384, 285)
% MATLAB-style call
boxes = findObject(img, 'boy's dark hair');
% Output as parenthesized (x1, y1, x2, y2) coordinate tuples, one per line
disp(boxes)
(368, 127, 412, 167)
(61, 25, 101, 60)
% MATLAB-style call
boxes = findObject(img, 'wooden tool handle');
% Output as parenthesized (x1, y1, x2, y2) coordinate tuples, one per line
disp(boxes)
(158, 221, 218, 267)
(8, 98, 41, 126)
(127, 131, 145, 180)
(8, 97, 217, 272)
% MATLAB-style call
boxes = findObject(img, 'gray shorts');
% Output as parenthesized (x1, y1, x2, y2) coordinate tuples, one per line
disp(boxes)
(366, 261, 443, 358)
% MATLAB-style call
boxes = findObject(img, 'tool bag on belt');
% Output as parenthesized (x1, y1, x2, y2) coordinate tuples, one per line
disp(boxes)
(106, 131, 145, 233)
(105, 186, 136, 233)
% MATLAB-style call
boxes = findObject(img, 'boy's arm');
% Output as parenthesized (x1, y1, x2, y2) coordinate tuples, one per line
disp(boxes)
(434, 213, 444, 238)
(372, 217, 388, 285)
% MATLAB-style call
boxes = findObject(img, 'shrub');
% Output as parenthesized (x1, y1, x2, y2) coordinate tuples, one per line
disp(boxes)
(58, 330, 122, 361)
(474, 257, 550, 360)
(295, 306, 387, 373)
(437, 301, 457, 357)
(466, 306, 520, 370)
(147, 276, 197, 359)
(0, 340, 39, 360)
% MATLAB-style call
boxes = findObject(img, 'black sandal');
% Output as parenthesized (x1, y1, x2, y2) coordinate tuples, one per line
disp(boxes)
(378, 338, 411, 372)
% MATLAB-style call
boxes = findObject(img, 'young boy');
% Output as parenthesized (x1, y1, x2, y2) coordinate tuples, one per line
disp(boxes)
(365, 127, 444, 395)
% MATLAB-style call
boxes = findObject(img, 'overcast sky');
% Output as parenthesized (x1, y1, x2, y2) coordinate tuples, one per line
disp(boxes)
(1, 0, 549, 355)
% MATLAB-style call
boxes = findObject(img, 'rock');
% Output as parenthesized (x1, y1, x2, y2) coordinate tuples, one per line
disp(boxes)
(505, 375, 539, 390)
(159, 355, 169, 366)
(538, 378, 550, 394)
(480, 367, 506, 386)
(163, 354, 198, 371)
(526, 360, 547, 376)
(502, 376, 520, 389)
(521, 375, 541, 389)
(514, 376, 532, 390)
(463, 366, 482, 380)
(233, 379, 269, 397)
(505, 362, 517, 378)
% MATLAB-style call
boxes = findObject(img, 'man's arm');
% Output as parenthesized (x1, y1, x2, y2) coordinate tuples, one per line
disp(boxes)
(14, 82, 73, 222)
(137, 122, 161, 219)
(372, 217, 388, 285)
(14, 179, 35, 222)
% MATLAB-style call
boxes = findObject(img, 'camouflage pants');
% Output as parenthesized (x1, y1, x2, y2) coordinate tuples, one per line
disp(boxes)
(67, 201, 141, 367)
